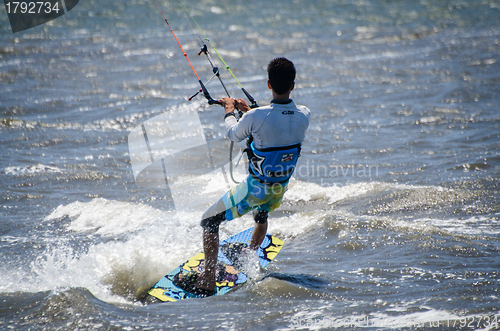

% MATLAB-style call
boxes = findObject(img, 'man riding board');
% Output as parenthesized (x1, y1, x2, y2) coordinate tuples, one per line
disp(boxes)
(178, 57, 310, 296)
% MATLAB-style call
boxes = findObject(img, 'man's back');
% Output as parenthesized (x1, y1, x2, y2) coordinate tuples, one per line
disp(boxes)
(225, 99, 310, 149)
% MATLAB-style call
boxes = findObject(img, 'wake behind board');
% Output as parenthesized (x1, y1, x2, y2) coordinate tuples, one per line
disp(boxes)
(143, 227, 284, 303)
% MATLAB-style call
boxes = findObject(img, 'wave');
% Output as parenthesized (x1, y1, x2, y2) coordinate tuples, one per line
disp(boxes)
(1, 179, 497, 304)
(4, 163, 63, 175)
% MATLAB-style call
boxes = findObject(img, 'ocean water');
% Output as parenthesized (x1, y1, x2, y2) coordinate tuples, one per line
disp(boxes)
(1, 0, 500, 330)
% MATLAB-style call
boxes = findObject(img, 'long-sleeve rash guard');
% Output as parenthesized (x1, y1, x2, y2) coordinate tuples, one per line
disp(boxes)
(224, 99, 310, 149)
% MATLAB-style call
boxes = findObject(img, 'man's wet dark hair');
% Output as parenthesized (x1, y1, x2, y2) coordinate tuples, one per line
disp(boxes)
(267, 57, 296, 95)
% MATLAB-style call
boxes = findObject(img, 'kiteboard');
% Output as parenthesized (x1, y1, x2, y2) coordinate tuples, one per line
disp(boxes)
(139, 227, 284, 303)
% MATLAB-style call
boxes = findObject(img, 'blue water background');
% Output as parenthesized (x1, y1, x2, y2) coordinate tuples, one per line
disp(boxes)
(1, 0, 499, 329)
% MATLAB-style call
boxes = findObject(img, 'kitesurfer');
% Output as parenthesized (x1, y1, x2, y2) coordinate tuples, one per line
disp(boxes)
(179, 57, 310, 296)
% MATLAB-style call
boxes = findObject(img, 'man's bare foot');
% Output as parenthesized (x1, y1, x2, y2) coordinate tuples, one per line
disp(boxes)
(195, 271, 216, 292)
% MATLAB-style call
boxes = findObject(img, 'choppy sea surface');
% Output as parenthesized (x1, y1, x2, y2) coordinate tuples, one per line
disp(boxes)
(1, 0, 499, 330)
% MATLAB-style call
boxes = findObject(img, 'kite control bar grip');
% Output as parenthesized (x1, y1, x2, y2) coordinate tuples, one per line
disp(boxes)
(188, 88, 221, 105)
(188, 90, 221, 105)
(197, 80, 221, 106)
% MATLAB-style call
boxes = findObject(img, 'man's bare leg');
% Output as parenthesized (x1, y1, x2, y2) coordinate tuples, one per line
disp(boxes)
(250, 221, 267, 250)
(195, 229, 218, 291)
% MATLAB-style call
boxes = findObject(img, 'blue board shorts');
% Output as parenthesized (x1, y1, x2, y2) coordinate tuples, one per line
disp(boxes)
(202, 175, 288, 223)
(223, 176, 288, 221)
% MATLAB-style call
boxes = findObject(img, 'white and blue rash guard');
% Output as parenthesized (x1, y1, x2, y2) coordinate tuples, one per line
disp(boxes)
(225, 99, 310, 183)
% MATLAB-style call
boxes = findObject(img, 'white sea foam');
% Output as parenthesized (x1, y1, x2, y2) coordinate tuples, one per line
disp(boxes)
(413, 214, 500, 236)
(285, 179, 389, 205)
(285, 301, 497, 331)
(45, 198, 166, 236)
(1, 198, 207, 303)
(4, 163, 63, 175)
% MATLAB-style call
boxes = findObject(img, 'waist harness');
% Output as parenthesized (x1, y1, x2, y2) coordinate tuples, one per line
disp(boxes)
(246, 140, 301, 184)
